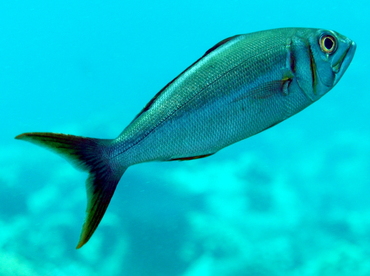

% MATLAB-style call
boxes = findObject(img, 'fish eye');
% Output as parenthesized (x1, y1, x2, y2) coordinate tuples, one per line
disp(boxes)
(319, 35, 336, 54)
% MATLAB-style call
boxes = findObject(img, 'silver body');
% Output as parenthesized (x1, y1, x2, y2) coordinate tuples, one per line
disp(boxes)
(16, 27, 356, 248)
(114, 28, 355, 165)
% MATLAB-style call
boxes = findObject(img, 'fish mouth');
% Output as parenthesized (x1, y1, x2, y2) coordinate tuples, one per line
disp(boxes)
(333, 41, 356, 86)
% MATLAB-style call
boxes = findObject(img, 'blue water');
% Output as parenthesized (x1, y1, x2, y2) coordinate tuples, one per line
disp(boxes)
(1, 1, 369, 275)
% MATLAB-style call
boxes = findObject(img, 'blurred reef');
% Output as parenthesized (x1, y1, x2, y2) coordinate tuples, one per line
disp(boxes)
(1, 127, 370, 275)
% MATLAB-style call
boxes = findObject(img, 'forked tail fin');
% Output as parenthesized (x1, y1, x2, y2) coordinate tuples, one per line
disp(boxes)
(15, 132, 126, 249)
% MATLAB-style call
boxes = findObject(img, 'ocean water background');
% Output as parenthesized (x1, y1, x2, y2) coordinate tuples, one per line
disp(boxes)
(1, 1, 369, 275)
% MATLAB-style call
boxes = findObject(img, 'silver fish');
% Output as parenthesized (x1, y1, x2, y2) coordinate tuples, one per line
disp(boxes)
(16, 28, 356, 248)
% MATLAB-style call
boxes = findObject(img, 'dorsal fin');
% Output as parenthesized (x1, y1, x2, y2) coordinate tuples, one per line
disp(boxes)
(203, 35, 240, 56)
(133, 35, 241, 120)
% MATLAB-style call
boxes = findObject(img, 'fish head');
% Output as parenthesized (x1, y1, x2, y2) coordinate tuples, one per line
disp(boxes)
(293, 28, 356, 101)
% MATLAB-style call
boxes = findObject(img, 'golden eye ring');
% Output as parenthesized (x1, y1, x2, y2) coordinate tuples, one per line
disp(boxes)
(319, 35, 336, 54)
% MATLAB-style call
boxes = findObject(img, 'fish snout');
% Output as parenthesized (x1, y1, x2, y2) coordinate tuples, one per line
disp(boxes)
(333, 39, 356, 86)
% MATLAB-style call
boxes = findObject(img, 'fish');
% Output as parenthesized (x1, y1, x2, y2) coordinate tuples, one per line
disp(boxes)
(15, 27, 356, 248)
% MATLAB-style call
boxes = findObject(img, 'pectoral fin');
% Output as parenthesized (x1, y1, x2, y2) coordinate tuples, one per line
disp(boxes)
(282, 68, 294, 96)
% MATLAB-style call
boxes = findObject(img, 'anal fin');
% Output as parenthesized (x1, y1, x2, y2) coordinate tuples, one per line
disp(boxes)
(169, 153, 214, 161)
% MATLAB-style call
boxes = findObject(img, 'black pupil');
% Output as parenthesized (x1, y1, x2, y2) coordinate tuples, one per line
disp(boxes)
(324, 37, 334, 50)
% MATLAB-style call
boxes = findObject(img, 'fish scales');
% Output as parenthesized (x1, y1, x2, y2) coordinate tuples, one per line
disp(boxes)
(15, 27, 356, 248)
(118, 29, 304, 164)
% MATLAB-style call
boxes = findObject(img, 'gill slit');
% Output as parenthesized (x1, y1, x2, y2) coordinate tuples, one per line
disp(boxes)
(308, 44, 318, 96)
